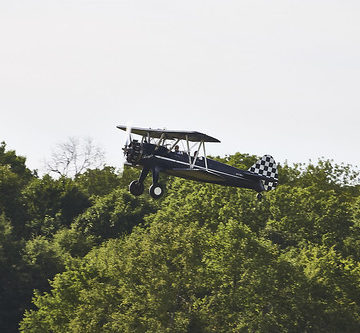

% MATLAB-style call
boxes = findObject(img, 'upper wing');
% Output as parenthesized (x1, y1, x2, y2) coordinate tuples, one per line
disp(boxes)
(117, 125, 220, 143)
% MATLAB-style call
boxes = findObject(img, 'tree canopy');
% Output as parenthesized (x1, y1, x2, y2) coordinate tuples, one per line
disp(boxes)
(1, 141, 360, 332)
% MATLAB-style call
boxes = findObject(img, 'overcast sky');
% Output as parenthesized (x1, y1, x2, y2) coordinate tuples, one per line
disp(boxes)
(1, 0, 359, 173)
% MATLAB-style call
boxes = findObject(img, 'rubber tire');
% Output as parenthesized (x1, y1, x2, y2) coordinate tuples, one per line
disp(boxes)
(149, 183, 164, 199)
(129, 180, 144, 196)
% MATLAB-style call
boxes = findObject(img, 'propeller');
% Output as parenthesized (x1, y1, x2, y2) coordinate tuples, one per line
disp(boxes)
(120, 123, 132, 174)
(124, 124, 132, 148)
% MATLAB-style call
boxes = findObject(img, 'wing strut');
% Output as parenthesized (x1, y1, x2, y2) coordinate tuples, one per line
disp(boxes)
(156, 133, 166, 147)
(203, 141, 208, 171)
(189, 140, 208, 171)
(185, 135, 192, 167)
(170, 139, 181, 151)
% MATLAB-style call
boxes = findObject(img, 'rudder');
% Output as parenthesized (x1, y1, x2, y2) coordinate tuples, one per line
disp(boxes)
(249, 155, 278, 191)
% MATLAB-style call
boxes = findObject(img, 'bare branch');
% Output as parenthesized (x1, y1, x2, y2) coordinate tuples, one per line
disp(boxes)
(45, 137, 105, 178)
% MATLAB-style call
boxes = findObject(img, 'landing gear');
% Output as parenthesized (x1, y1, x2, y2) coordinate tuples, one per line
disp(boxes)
(149, 183, 164, 199)
(129, 180, 144, 196)
(148, 167, 164, 199)
(257, 193, 263, 201)
(129, 167, 149, 196)
(128, 167, 165, 199)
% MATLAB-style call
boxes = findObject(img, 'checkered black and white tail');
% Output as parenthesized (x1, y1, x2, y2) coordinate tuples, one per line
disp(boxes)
(249, 155, 278, 191)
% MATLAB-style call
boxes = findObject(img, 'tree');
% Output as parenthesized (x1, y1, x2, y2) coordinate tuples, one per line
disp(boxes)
(0, 165, 26, 228)
(14, 152, 360, 332)
(75, 166, 123, 197)
(0, 141, 33, 181)
(22, 175, 91, 237)
(263, 184, 354, 249)
(284, 244, 360, 331)
(20, 219, 210, 332)
(46, 137, 105, 178)
(73, 188, 157, 241)
(0, 142, 34, 233)
(0, 215, 29, 332)
(197, 220, 306, 332)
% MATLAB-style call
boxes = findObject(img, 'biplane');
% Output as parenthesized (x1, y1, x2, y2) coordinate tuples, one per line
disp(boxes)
(117, 126, 278, 200)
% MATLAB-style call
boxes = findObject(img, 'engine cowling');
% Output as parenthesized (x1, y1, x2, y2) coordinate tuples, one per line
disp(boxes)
(124, 140, 143, 164)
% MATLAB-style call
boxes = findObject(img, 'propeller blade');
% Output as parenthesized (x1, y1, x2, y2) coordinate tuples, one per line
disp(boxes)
(125, 124, 132, 146)
(120, 123, 132, 174)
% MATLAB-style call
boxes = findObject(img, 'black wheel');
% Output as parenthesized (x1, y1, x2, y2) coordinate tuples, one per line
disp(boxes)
(129, 180, 144, 196)
(257, 193, 263, 201)
(149, 183, 164, 199)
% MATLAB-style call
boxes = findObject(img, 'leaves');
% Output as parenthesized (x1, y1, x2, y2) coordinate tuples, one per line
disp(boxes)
(1, 142, 360, 332)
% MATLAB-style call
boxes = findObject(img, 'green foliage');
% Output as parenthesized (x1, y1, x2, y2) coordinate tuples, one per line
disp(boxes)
(75, 166, 123, 197)
(0, 214, 28, 332)
(0, 165, 28, 231)
(0, 141, 33, 181)
(20, 220, 208, 332)
(73, 188, 157, 240)
(279, 158, 360, 190)
(198, 220, 307, 332)
(1, 143, 360, 332)
(341, 196, 360, 261)
(284, 244, 360, 331)
(264, 185, 353, 248)
(52, 227, 96, 258)
(22, 216, 360, 332)
(20, 243, 123, 333)
(22, 175, 91, 237)
(23, 236, 66, 285)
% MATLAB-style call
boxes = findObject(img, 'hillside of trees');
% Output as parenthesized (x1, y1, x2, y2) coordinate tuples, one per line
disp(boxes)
(1, 141, 360, 332)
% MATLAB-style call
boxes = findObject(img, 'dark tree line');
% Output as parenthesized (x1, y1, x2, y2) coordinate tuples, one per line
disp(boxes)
(1, 141, 360, 332)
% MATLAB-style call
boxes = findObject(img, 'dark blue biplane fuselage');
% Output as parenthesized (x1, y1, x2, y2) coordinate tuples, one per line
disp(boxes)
(136, 142, 265, 193)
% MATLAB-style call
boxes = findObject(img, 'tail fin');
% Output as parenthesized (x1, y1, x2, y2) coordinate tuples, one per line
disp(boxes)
(249, 155, 278, 191)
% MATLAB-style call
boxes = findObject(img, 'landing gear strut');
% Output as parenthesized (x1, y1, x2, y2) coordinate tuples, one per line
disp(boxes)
(129, 167, 149, 196)
(128, 167, 165, 199)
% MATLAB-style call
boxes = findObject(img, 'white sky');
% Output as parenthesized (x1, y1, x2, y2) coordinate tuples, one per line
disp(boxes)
(1, 0, 360, 172)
